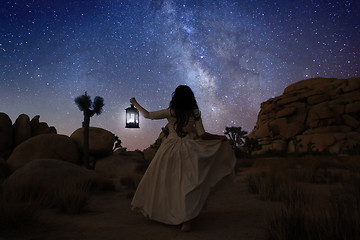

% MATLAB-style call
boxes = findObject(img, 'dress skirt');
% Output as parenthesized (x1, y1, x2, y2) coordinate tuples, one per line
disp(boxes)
(131, 136, 236, 225)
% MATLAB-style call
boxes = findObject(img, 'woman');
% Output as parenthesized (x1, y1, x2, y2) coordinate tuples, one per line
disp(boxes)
(130, 85, 236, 232)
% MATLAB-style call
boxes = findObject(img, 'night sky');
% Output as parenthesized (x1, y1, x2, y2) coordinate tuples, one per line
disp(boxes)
(1, 0, 359, 150)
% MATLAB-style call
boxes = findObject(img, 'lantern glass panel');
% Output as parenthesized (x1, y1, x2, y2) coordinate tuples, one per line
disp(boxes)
(127, 113, 135, 123)
(125, 104, 139, 128)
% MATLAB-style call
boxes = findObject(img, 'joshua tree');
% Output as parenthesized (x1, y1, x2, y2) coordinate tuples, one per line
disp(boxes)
(224, 126, 248, 150)
(224, 126, 260, 157)
(75, 92, 104, 169)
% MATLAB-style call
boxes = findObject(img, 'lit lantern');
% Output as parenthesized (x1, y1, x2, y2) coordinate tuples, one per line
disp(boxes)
(125, 104, 139, 128)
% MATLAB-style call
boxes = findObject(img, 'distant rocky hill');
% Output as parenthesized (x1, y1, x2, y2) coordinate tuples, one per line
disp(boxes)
(249, 77, 360, 154)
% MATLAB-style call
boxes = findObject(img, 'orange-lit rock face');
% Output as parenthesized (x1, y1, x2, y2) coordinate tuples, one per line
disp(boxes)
(249, 77, 360, 154)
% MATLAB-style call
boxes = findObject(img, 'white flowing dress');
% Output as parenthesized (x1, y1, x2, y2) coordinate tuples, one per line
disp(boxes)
(131, 108, 236, 225)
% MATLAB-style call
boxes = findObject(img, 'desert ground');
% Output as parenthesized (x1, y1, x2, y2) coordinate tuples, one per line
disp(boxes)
(1, 154, 359, 240)
(0, 167, 273, 240)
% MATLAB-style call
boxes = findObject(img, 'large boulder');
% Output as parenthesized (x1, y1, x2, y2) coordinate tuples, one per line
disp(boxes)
(2, 159, 107, 201)
(0, 158, 11, 184)
(7, 134, 79, 170)
(70, 127, 115, 157)
(250, 77, 360, 154)
(0, 113, 13, 158)
(13, 114, 31, 147)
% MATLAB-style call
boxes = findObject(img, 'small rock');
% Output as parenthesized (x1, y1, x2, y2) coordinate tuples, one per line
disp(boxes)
(70, 127, 115, 157)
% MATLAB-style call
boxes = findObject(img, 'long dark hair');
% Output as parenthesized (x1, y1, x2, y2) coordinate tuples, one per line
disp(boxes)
(169, 85, 200, 137)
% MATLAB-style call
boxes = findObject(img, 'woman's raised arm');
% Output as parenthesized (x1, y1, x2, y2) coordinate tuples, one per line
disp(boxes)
(130, 97, 150, 119)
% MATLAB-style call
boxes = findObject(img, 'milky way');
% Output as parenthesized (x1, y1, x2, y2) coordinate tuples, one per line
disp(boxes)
(1, 0, 359, 150)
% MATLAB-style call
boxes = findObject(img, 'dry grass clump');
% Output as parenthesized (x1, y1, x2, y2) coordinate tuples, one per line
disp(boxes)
(251, 155, 358, 185)
(267, 174, 360, 240)
(247, 155, 360, 240)
(3, 178, 93, 214)
(54, 180, 92, 214)
(246, 171, 307, 206)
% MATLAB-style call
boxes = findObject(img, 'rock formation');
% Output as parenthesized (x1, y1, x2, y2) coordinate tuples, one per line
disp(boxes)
(0, 113, 13, 158)
(70, 127, 115, 157)
(13, 114, 32, 147)
(30, 115, 57, 136)
(249, 77, 360, 154)
(7, 134, 79, 170)
(0, 113, 58, 155)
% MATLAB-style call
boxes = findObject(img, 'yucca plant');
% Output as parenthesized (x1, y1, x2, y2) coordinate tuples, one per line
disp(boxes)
(75, 92, 104, 169)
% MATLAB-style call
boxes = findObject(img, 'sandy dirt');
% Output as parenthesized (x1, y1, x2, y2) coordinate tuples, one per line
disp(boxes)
(2, 170, 277, 240)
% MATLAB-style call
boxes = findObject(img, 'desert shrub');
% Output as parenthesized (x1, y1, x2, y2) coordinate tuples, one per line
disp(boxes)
(225, 126, 261, 157)
(55, 180, 91, 214)
(248, 156, 360, 239)
(267, 174, 360, 240)
(266, 203, 337, 240)
(246, 171, 307, 206)
(112, 136, 122, 151)
(3, 178, 94, 215)
(243, 136, 261, 155)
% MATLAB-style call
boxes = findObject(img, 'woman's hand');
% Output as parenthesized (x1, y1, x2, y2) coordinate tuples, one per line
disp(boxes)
(129, 97, 150, 119)
(130, 97, 137, 105)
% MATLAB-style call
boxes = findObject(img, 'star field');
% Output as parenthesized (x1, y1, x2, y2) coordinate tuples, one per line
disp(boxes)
(1, 0, 359, 150)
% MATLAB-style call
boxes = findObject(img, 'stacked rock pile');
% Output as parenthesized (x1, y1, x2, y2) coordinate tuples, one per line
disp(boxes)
(249, 77, 360, 154)
(0, 113, 56, 158)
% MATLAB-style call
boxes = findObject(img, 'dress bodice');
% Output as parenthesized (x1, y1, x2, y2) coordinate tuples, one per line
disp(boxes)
(148, 108, 205, 139)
